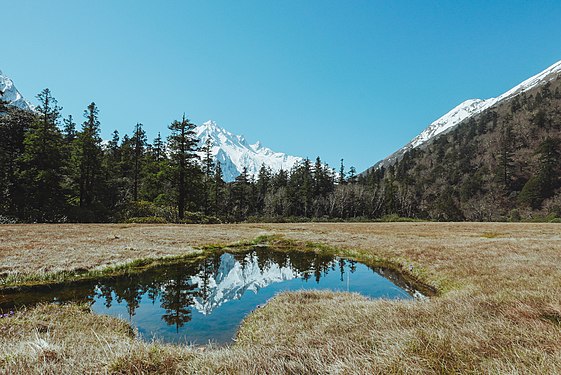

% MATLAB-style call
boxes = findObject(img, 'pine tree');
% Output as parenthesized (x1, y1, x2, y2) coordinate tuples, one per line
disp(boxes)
(0, 105, 34, 217)
(19, 88, 66, 220)
(339, 158, 346, 184)
(103, 130, 122, 210)
(213, 161, 225, 216)
(200, 137, 215, 215)
(496, 122, 514, 192)
(131, 123, 147, 201)
(256, 164, 271, 213)
(168, 114, 199, 219)
(348, 166, 357, 184)
(62, 115, 77, 144)
(232, 167, 251, 220)
(76, 102, 103, 212)
(152, 132, 165, 162)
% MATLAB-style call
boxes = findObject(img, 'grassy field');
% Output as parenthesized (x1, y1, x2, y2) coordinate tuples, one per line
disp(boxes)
(1, 222, 561, 374)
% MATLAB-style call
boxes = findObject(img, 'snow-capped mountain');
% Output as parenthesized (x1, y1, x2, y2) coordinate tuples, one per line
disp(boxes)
(195, 120, 302, 182)
(369, 60, 561, 171)
(190, 252, 298, 315)
(0, 69, 34, 111)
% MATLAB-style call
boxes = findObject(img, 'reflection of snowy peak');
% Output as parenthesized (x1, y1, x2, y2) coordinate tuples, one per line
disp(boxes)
(191, 253, 298, 315)
(0, 70, 34, 111)
(195, 120, 302, 182)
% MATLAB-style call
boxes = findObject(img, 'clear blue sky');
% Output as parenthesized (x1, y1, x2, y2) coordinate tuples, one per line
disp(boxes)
(3, 1, 561, 172)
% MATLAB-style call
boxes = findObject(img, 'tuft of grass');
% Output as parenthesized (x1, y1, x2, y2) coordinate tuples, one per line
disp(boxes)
(481, 231, 503, 238)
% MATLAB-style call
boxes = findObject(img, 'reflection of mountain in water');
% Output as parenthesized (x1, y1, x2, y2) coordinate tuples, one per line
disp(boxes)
(190, 253, 299, 315)
(0, 247, 427, 344)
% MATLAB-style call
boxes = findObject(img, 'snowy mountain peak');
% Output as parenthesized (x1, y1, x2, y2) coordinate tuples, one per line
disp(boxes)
(0, 70, 34, 111)
(194, 120, 302, 182)
(370, 60, 561, 171)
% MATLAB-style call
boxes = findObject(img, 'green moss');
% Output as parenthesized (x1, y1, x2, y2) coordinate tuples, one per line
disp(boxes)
(0, 234, 439, 298)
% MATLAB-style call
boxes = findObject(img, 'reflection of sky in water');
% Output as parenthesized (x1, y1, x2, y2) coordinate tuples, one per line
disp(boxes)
(90, 251, 414, 345)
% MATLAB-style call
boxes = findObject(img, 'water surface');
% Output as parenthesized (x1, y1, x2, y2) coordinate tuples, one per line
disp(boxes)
(0, 247, 422, 345)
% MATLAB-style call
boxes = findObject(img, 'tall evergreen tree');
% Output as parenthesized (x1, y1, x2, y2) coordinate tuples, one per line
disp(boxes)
(168, 114, 199, 219)
(231, 167, 251, 220)
(339, 158, 346, 184)
(200, 137, 215, 214)
(256, 164, 271, 213)
(0, 106, 34, 217)
(62, 115, 77, 144)
(75, 102, 103, 213)
(152, 132, 165, 162)
(19, 88, 65, 220)
(131, 123, 147, 201)
(213, 161, 225, 216)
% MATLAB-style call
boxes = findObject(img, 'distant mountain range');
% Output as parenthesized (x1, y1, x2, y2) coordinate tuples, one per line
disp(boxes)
(194, 120, 302, 182)
(0, 70, 34, 111)
(364, 60, 561, 174)
(0, 70, 302, 182)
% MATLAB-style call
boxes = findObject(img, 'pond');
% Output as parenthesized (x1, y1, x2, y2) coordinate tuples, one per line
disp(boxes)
(0, 247, 425, 345)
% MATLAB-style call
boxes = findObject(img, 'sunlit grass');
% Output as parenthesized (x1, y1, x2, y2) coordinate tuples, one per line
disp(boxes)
(1, 222, 561, 373)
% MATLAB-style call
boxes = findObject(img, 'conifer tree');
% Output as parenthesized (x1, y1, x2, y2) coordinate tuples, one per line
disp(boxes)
(213, 161, 225, 216)
(497, 122, 514, 191)
(152, 132, 165, 162)
(339, 158, 346, 184)
(131, 123, 147, 201)
(62, 115, 77, 144)
(76, 102, 103, 212)
(168, 114, 199, 219)
(232, 167, 251, 220)
(200, 137, 215, 214)
(20, 88, 65, 220)
(256, 164, 271, 213)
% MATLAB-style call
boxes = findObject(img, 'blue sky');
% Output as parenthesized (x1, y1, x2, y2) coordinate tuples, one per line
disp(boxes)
(3, 1, 561, 172)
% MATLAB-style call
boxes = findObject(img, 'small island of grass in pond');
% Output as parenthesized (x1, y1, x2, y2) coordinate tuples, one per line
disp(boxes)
(1, 247, 423, 345)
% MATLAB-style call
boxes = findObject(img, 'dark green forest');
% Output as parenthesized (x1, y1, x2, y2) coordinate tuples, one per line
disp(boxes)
(1, 80, 561, 223)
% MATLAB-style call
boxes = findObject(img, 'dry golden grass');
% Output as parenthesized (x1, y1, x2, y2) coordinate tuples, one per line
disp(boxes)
(1, 222, 561, 373)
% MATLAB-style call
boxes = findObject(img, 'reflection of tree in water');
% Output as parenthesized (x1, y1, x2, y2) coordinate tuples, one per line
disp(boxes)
(339, 258, 346, 282)
(195, 255, 221, 305)
(116, 283, 144, 319)
(87, 248, 365, 331)
(95, 284, 114, 308)
(160, 265, 197, 331)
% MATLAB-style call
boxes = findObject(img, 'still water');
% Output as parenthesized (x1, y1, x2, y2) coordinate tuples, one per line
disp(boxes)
(1, 248, 422, 345)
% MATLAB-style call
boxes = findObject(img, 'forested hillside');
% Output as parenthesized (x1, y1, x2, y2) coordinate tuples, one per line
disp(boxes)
(360, 78, 561, 221)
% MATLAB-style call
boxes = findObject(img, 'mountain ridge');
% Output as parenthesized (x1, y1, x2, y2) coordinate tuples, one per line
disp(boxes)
(0, 70, 34, 111)
(364, 60, 561, 174)
(194, 120, 302, 182)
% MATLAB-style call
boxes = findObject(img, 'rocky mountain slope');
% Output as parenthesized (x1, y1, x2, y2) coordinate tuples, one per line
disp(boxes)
(365, 60, 561, 173)
(0, 70, 34, 111)
(194, 120, 302, 182)
(360, 63, 561, 220)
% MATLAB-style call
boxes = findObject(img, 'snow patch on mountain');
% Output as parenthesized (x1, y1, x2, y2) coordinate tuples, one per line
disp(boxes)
(190, 253, 298, 315)
(370, 60, 561, 171)
(195, 120, 302, 182)
(0, 70, 34, 111)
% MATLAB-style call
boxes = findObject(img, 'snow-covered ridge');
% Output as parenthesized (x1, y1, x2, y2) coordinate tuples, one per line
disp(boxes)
(372, 60, 561, 170)
(195, 120, 302, 182)
(0, 69, 34, 111)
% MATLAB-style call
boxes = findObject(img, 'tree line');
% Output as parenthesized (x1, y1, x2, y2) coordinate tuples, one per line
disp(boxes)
(0, 89, 372, 223)
(3, 82, 561, 223)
